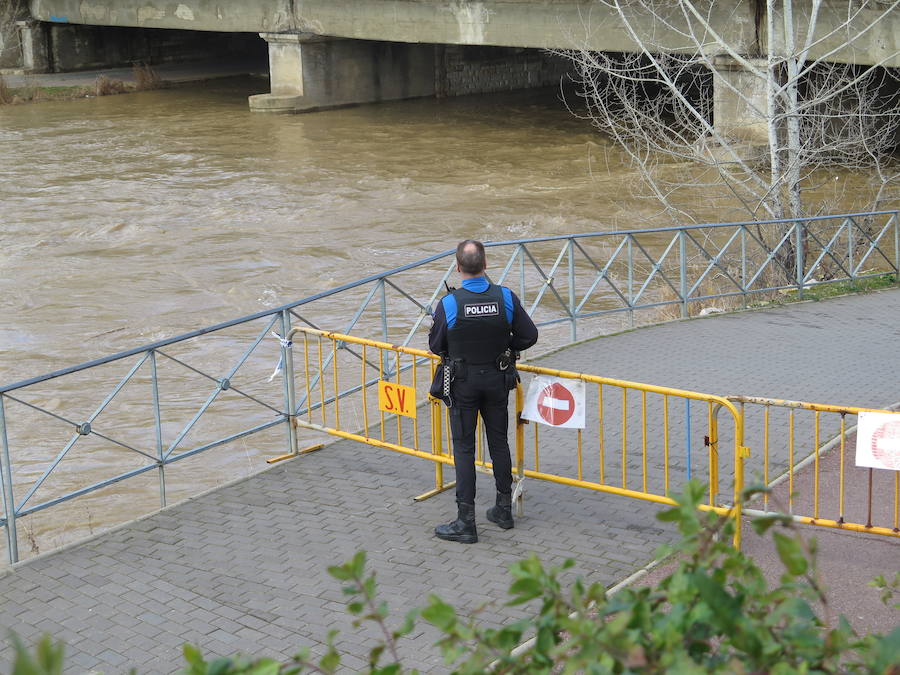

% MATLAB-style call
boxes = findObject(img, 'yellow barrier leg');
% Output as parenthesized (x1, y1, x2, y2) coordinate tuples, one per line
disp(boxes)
(415, 399, 456, 501)
(708, 405, 719, 505)
(267, 443, 324, 464)
(514, 381, 526, 517)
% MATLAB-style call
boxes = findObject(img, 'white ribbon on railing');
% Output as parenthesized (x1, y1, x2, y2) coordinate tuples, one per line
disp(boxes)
(268, 331, 293, 382)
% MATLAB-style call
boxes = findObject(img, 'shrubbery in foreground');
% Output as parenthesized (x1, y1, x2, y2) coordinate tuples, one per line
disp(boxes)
(12, 482, 900, 674)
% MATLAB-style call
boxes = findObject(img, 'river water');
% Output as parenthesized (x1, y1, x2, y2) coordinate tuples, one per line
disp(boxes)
(1, 77, 647, 387)
(0, 77, 871, 559)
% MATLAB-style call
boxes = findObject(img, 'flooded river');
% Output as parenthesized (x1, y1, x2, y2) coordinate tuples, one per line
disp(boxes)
(0, 77, 875, 559)
(2, 78, 637, 386)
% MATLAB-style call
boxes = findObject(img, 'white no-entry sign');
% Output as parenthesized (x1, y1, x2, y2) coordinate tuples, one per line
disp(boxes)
(522, 376, 585, 429)
(856, 411, 900, 471)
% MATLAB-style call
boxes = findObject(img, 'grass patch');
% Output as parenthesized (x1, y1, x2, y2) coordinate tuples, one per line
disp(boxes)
(782, 273, 897, 302)
(1, 65, 165, 105)
(1, 83, 93, 103)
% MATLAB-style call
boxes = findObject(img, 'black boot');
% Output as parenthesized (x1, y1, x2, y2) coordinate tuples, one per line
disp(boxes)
(435, 502, 478, 544)
(486, 492, 514, 529)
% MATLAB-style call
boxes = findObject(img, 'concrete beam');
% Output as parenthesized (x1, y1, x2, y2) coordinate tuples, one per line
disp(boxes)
(29, 0, 756, 53)
(29, 0, 293, 33)
(28, 0, 899, 67)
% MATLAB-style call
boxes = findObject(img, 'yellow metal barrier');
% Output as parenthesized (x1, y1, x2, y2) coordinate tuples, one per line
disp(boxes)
(731, 396, 900, 539)
(283, 327, 900, 545)
(285, 327, 750, 546)
(514, 362, 747, 546)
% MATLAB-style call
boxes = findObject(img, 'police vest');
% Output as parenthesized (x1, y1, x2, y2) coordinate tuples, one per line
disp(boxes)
(447, 284, 510, 364)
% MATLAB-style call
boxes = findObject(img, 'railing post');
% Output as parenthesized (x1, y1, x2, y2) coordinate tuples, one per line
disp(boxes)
(679, 230, 688, 319)
(740, 226, 747, 309)
(519, 245, 526, 306)
(0, 395, 19, 563)
(795, 219, 805, 295)
(281, 311, 300, 455)
(894, 212, 899, 279)
(627, 235, 635, 328)
(568, 239, 577, 342)
(150, 350, 166, 508)
(379, 278, 389, 344)
(847, 218, 855, 280)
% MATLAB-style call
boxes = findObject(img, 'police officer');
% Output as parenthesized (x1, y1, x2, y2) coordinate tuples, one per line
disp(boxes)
(429, 239, 538, 544)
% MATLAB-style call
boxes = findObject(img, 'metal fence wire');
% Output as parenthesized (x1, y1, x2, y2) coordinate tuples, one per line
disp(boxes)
(1, 211, 899, 563)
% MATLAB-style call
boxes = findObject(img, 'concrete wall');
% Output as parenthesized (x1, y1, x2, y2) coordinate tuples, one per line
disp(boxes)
(437, 45, 569, 97)
(250, 38, 571, 112)
(44, 24, 263, 71)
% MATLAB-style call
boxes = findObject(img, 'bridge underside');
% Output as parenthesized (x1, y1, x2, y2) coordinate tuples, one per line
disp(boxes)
(29, 0, 900, 67)
(24, 0, 900, 132)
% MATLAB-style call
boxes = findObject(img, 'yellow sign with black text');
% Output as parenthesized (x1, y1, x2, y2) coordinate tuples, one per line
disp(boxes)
(378, 381, 417, 418)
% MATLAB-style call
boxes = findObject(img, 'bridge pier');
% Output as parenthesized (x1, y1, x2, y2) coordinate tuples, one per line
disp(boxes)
(248, 33, 436, 113)
(707, 56, 770, 162)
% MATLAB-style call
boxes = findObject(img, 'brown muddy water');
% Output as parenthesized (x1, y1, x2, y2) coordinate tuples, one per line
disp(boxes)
(0, 77, 871, 561)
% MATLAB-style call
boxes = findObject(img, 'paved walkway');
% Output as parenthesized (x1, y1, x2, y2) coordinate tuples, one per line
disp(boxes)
(2, 290, 899, 672)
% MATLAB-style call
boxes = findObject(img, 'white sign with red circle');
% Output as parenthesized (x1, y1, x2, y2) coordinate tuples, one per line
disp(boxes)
(522, 376, 585, 429)
(856, 411, 900, 471)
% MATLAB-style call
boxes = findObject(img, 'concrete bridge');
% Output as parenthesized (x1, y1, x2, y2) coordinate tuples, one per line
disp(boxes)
(21, 1, 900, 119)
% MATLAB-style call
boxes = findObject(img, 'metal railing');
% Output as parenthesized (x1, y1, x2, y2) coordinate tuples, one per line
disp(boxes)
(1, 210, 898, 563)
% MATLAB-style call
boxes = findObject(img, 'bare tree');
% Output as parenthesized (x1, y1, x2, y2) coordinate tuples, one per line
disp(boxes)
(556, 0, 900, 229)
(0, 0, 25, 71)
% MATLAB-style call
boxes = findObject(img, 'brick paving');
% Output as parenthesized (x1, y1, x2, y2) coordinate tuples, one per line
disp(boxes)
(2, 289, 899, 673)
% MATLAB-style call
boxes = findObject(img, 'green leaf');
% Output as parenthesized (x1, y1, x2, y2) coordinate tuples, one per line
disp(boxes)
(320, 646, 341, 673)
(206, 657, 235, 675)
(374, 664, 401, 675)
(421, 597, 458, 631)
(535, 625, 555, 655)
(392, 609, 418, 639)
(751, 513, 791, 535)
(656, 508, 683, 522)
(350, 551, 367, 577)
(508, 577, 543, 604)
(773, 532, 808, 576)
(183, 644, 205, 667)
(248, 660, 281, 675)
(12, 634, 66, 675)
(327, 564, 352, 581)
(368, 644, 385, 666)
(870, 625, 900, 671)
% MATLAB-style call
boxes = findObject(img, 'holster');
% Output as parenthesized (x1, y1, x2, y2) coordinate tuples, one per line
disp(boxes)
(497, 349, 519, 391)
(503, 366, 520, 391)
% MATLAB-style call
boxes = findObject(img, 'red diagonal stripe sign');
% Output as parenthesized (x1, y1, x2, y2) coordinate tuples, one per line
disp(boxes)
(522, 375, 585, 429)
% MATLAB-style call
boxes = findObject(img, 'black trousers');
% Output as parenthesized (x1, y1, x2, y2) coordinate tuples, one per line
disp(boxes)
(449, 366, 513, 505)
